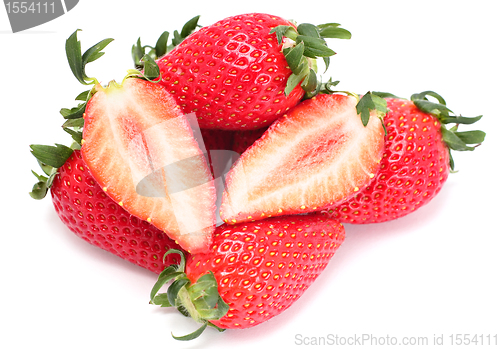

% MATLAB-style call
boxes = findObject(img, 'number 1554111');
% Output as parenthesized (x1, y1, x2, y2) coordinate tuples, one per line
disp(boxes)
(5, 2, 56, 14)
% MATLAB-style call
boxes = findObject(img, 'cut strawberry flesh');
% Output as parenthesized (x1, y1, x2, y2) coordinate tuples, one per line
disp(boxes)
(220, 93, 385, 224)
(82, 78, 216, 253)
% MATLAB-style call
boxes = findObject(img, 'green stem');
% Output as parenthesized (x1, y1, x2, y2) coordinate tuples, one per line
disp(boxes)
(177, 286, 202, 323)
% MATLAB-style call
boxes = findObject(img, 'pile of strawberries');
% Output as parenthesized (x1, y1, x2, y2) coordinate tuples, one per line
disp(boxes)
(29, 13, 485, 340)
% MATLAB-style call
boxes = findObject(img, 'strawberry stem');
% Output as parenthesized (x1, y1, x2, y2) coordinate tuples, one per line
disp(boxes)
(150, 249, 229, 341)
(270, 21, 351, 96)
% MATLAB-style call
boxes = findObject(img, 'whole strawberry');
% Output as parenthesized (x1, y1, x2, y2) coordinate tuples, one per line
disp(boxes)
(156, 13, 350, 130)
(150, 214, 345, 339)
(324, 91, 485, 223)
(50, 150, 184, 273)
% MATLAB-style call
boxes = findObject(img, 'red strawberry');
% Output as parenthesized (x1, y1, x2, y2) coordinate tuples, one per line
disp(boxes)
(156, 13, 350, 130)
(220, 93, 386, 224)
(324, 91, 485, 223)
(50, 150, 184, 273)
(150, 214, 345, 339)
(200, 128, 234, 152)
(232, 127, 267, 154)
(198, 128, 235, 177)
(81, 77, 217, 254)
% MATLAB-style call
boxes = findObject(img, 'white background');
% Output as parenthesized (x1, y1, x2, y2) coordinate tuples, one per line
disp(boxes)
(1, 1, 499, 348)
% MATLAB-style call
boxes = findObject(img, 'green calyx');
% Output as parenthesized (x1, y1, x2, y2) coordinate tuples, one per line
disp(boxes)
(29, 143, 79, 199)
(270, 22, 351, 96)
(132, 15, 201, 68)
(312, 85, 389, 135)
(29, 30, 113, 200)
(29, 28, 170, 200)
(150, 249, 229, 341)
(352, 90, 485, 171)
(409, 91, 485, 171)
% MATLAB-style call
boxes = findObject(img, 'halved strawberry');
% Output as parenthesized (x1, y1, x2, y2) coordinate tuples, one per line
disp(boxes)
(81, 77, 216, 254)
(220, 93, 386, 224)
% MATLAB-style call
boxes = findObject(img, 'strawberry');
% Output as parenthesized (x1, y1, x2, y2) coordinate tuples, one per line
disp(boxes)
(198, 128, 235, 178)
(232, 127, 267, 154)
(155, 13, 351, 130)
(30, 30, 218, 254)
(50, 150, 184, 273)
(200, 128, 234, 152)
(81, 77, 217, 254)
(150, 214, 345, 339)
(324, 91, 485, 223)
(219, 93, 386, 225)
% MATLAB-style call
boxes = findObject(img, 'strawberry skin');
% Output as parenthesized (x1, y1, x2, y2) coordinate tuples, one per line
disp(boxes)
(51, 150, 184, 273)
(151, 214, 345, 333)
(82, 78, 216, 254)
(199, 129, 234, 152)
(232, 127, 267, 154)
(325, 98, 450, 223)
(198, 128, 235, 177)
(220, 93, 385, 224)
(156, 13, 305, 130)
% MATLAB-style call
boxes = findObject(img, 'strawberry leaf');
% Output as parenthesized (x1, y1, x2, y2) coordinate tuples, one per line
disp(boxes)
(454, 130, 486, 145)
(65, 30, 85, 84)
(75, 90, 91, 101)
(440, 114, 483, 125)
(356, 92, 387, 126)
(82, 37, 114, 66)
(270, 25, 293, 45)
(297, 23, 321, 38)
(410, 90, 486, 169)
(285, 63, 309, 95)
(65, 29, 113, 86)
(62, 118, 84, 128)
(271, 21, 350, 96)
(29, 180, 48, 200)
(30, 144, 73, 168)
(283, 41, 305, 74)
(172, 322, 208, 341)
(141, 54, 160, 80)
(29, 161, 60, 199)
(154, 31, 170, 58)
(151, 293, 173, 307)
(411, 90, 446, 105)
(301, 69, 318, 92)
(441, 127, 475, 151)
(31, 170, 48, 183)
(296, 35, 335, 58)
(318, 23, 352, 39)
(167, 277, 191, 307)
(132, 37, 146, 68)
(180, 15, 201, 39)
(60, 102, 86, 119)
(63, 127, 83, 144)
(413, 99, 452, 118)
(372, 91, 401, 99)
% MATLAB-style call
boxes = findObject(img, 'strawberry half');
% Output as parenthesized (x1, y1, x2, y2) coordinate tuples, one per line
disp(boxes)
(30, 30, 217, 255)
(220, 93, 386, 224)
(150, 214, 345, 339)
(81, 77, 216, 254)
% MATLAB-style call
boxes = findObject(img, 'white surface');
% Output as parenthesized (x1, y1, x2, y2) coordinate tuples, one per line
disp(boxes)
(1, 1, 499, 348)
